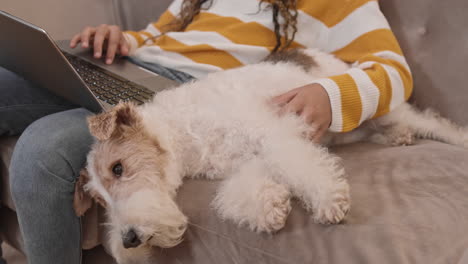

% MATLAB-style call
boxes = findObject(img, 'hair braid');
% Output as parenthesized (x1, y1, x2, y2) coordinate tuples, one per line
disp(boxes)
(272, 0, 298, 52)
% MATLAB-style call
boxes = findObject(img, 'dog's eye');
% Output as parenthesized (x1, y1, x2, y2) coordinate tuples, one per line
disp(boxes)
(112, 163, 123, 177)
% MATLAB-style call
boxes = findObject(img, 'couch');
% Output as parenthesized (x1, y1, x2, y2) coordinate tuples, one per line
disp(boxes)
(1, 0, 468, 263)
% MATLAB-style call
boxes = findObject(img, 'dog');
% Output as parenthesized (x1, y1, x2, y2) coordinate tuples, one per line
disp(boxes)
(74, 49, 468, 263)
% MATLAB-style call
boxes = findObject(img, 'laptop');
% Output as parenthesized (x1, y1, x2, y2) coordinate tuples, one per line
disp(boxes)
(0, 10, 177, 113)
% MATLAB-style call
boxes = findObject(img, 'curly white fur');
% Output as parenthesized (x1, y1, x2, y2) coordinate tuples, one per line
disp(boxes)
(84, 48, 468, 264)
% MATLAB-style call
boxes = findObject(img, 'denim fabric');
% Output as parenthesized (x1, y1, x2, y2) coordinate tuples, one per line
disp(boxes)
(0, 67, 77, 137)
(0, 66, 86, 264)
(10, 108, 93, 264)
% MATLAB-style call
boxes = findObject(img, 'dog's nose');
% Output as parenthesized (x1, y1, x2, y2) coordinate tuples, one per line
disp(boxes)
(122, 229, 142, 249)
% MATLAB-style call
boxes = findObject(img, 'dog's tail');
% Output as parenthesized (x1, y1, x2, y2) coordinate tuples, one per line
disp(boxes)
(378, 103, 468, 147)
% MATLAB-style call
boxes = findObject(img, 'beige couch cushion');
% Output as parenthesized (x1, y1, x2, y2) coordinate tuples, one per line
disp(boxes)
(163, 141, 468, 263)
(380, 0, 468, 126)
(4, 138, 468, 262)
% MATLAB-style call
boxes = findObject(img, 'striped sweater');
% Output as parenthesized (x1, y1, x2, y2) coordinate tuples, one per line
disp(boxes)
(124, 0, 413, 133)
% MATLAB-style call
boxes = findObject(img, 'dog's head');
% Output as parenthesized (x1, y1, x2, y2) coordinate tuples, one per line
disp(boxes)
(74, 102, 187, 253)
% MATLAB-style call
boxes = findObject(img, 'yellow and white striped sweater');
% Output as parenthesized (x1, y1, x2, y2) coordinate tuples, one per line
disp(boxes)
(124, 0, 413, 133)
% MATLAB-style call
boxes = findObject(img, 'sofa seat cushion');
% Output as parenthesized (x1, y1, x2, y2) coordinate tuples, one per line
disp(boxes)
(3, 138, 468, 262)
(161, 141, 468, 264)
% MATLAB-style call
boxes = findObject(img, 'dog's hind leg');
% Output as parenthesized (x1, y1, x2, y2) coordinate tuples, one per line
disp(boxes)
(263, 135, 350, 225)
(211, 158, 292, 233)
(372, 103, 468, 147)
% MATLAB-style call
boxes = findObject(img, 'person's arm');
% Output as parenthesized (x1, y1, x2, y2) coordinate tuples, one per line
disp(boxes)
(314, 31, 413, 133)
(70, 0, 181, 64)
(123, 9, 176, 55)
(70, 24, 130, 64)
(274, 1, 413, 137)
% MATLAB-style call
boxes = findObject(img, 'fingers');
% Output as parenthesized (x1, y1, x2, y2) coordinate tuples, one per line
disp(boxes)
(272, 84, 332, 144)
(80, 27, 97, 49)
(270, 87, 300, 107)
(105, 26, 121, 64)
(119, 37, 130, 56)
(311, 124, 328, 143)
(302, 107, 328, 143)
(70, 34, 81, 48)
(70, 24, 124, 64)
(93, 24, 110, 59)
(278, 96, 304, 116)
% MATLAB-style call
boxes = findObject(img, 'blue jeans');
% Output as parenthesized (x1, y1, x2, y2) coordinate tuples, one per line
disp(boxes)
(0, 62, 193, 264)
(1, 66, 88, 264)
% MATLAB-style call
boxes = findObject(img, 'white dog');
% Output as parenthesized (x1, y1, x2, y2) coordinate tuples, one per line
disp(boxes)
(73, 49, 468, 264)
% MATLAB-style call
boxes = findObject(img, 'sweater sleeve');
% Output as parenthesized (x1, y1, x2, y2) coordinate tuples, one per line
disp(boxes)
(313, 1, 413, 132)
(123, 1, 181, 55)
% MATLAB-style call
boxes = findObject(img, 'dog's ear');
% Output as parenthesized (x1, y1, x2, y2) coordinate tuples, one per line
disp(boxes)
(87, 102, 140, 140)
(73, 168, 93, 217)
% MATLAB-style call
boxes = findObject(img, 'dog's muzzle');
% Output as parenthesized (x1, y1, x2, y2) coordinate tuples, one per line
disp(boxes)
(122, 229, 142, 249)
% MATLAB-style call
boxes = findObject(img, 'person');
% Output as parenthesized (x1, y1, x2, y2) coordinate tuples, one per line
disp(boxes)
(1, 0, 412, 263)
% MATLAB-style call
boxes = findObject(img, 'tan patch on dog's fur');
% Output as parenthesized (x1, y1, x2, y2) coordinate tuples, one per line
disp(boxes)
(88, 102, 142, 141)
(264, 49, 317, 71)
(73, 168, 107, 216)
(91, 132, 168, 198)
(73, 168, 93, 216)
(87, 103, 169, 201)
(75, 103, 169, 216)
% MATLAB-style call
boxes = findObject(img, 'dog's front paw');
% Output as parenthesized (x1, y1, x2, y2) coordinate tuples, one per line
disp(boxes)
(313, 178, 350, 225)
(254, 183, 292, 233)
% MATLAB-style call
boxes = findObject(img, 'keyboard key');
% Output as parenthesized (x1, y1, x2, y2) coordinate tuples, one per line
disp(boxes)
(65, 52, 157, 105)
(134, 95, 149, 102)
(140, 89, 155, 96)
(130, 98, 143, 105)
(110, 90, 120, 96)
(118, 94, 130, 100)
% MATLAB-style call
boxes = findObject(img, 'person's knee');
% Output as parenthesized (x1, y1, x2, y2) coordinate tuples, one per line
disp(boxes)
(10, 108, 94, 201)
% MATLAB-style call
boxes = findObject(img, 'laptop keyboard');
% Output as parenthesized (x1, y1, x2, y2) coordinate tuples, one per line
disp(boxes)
(63, 52, 155, 106)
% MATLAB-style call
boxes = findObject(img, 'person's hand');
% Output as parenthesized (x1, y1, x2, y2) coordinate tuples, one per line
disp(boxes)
(271, 83, 332, 143)
(69, 24, 130, 64)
